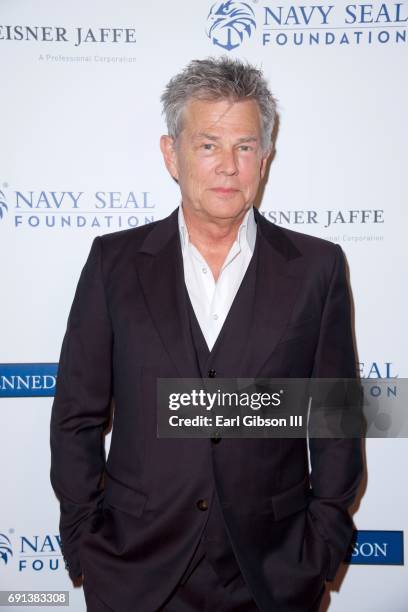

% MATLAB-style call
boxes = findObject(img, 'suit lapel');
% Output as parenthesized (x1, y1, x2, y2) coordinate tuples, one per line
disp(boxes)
(236, 210, 305, 378)
(136, 209, 200, 378)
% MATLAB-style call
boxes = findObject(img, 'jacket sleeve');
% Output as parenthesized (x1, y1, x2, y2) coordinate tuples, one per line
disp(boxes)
(50, 236, 113, 580)
(308, 244, 363, 581)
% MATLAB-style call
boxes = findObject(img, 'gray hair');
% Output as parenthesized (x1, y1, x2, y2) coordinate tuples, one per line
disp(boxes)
(161, 56, 277, 153)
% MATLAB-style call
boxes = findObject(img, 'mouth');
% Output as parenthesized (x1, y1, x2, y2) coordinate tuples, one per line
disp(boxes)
(210, 187, 239, 196)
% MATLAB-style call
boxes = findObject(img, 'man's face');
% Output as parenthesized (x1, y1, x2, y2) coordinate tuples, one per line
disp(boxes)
(160, 98, 270, 224)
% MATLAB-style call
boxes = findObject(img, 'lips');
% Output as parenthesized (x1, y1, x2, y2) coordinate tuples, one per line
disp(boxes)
(210, 187, 239, 194)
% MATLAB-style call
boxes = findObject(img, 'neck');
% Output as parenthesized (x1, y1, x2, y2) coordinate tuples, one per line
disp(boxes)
(181, 205, 251, 282)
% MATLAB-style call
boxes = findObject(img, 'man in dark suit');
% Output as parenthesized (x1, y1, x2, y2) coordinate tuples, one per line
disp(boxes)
(50, 57, 362, 611)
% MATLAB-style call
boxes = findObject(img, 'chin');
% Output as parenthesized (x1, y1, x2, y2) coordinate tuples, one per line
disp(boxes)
(202, 200, 248, 220)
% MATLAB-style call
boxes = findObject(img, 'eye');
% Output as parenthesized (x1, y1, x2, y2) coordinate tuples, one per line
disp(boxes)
(238, 145, 253, 152)
(202, 143, 215, 150)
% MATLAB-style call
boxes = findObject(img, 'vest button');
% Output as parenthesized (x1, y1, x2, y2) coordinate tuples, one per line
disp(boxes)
(211, 431, 222, 444)
(196, 499, 209, 511)
(208, 369, 217, 378)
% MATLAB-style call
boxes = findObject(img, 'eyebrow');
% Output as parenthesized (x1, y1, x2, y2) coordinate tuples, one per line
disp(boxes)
(196, 132, 259, 144)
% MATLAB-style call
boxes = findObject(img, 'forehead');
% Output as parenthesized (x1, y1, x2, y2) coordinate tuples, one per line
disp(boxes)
(181, 98, 262, 135)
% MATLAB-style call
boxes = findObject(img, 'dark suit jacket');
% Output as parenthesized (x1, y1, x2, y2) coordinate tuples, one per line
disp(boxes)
(50, 207, 362, 611)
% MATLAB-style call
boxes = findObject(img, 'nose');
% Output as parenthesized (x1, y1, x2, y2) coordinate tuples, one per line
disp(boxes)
(215, 149, 239, 176)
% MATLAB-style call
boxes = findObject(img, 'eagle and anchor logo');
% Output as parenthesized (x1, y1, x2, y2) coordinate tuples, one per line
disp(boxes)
(0, 188, 9, 221)
(206, 1, 256, 50)
(0, 533, 13, 566)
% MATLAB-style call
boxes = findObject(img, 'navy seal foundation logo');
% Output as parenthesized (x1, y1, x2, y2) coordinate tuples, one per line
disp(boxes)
(205, 1, 408, 49)
(0, 189, 9, 220)
(206, 1, 256, 50)
(0, 534, 13, 566)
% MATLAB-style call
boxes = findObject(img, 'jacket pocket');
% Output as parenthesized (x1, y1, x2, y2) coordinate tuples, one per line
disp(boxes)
(263, 475, 311, 520)
(104, 474, 148, 518)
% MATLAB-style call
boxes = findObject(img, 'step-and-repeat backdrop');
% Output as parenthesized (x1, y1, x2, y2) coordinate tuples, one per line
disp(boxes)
(1, 1, 407, 610)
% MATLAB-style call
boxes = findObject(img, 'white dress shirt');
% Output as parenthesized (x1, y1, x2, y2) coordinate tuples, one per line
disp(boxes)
(178, 205, 257, 351)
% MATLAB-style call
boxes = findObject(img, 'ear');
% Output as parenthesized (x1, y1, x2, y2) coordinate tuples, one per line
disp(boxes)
(160, 135, 179, 181)
(259, 149, 271, 180)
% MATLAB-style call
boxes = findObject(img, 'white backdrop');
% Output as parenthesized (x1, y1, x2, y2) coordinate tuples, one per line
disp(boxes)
(0, 0, 407, 610)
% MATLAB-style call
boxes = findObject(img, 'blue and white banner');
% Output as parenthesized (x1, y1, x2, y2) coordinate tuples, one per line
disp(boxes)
(0, 364, 57, 397)
(347, 530, 404, 565)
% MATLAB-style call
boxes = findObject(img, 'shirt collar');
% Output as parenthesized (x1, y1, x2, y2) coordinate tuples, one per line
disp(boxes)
(178, 205, 256, 253)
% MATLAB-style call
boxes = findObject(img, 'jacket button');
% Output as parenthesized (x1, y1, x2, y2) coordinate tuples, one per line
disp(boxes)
(196, 499, 209, 511)
(208, 369, 216, 378)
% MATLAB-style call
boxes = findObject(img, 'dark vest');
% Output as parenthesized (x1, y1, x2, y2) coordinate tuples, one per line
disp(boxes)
(179, 240, 258, 587)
